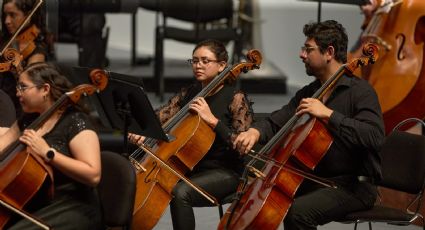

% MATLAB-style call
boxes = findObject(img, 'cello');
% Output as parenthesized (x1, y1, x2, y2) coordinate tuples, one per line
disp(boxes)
(218, 44, 379, 230)
(129, 50, 262, 230)
(0, 69, 108, 229)
(349, 0, 425, 133)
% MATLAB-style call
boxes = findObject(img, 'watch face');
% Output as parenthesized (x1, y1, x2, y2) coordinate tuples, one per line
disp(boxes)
(47, 150, 55, 159)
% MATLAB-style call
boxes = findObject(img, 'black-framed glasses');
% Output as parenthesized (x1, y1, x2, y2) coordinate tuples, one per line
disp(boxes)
(16, 84, 39, 93)
(301, 45, 320, 53)
(187, 58, 220, 66)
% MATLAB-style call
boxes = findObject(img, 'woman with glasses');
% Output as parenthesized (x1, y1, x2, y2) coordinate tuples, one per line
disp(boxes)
(0, 63, 102, 229)
(128, 39, 253, 230)
(0, 0, 53, 119)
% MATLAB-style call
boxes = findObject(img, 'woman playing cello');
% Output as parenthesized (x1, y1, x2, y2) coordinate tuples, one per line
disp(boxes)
(129, 39, 254, 230)
(0, 0, 52, 118)
(0, 63, 102, 229)
(233, 20, 385, 229)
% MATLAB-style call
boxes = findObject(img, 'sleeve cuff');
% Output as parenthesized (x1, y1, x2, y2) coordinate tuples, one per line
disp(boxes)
(328, 111, 344, 132)
(213, 120, 232, 141)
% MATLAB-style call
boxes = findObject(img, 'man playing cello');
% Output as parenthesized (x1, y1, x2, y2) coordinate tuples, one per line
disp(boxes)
(233, 20, 385, 229)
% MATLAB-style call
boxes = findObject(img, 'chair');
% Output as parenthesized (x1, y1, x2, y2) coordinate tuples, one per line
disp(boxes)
(97, 151, 137, 229)
(339, 118, 425, 230)
(154, 0, 242, 100)
(218, 193, 237, 219)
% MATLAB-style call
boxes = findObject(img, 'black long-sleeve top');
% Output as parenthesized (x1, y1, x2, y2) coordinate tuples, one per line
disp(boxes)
(252, 74, 385, 180)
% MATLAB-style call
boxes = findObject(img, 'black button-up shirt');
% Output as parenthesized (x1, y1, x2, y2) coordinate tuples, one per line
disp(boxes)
(252, 74, 385, 180)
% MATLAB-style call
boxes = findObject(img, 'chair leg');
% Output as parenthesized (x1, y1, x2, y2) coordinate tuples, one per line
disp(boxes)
(101, 27, 110, 67)
(154, 26, 165, 102)
(368, 221, 372, 230)
(218, 204, 224, 219)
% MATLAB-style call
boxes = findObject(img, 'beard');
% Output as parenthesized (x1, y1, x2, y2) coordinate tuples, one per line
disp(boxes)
(304, 63, 314, 76)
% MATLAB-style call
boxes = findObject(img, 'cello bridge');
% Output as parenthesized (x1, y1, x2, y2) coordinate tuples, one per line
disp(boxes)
(129, 157, 146, 173)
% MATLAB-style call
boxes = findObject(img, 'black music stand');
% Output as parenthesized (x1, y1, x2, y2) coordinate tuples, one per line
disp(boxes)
(72, 67, 174, 153)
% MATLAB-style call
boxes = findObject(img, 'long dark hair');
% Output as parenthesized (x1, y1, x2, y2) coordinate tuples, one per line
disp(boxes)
(23, 62, 73, 103)
(24, 62, 89, 112)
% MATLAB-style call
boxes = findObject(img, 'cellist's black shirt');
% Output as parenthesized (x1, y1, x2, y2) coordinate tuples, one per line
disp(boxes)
(252, 74, 385, 180)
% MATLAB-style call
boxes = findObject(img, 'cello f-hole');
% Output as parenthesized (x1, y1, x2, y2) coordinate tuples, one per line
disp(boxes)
(144, 161, 158, 183)
(396, 33, 406, 60)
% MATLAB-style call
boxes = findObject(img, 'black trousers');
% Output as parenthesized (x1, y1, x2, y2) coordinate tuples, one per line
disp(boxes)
(170, 167, 240, 230)
(7, 184, 102, 230)
(283, 178, 377, 230)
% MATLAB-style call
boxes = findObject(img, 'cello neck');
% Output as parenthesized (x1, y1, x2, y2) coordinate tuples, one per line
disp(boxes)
(259, 64, 347, 155)
(142, 64, 235, 146)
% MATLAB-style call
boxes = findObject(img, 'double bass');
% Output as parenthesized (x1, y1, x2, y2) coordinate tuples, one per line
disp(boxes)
(218, 44, 378, 230)
(129, 50, 262, 230)
(0, 69, 108, 229)
(349, 0, 425, 133)
(350, 0, 425, 225)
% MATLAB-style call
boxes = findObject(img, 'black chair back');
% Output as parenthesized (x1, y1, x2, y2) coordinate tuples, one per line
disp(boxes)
(162, 0, 233, 22)
(98, 151, 136, 229)
(378, 130, 425, 194)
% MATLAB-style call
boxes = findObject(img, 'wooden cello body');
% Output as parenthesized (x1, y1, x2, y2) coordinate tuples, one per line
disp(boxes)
(218, 45, 378, 230)
(0, 145, 50, 228)
(218, 117, 333, 230)
(130, 50, 262, 230)
(131, 113, 216, 230)
(350, 0, 425, 133)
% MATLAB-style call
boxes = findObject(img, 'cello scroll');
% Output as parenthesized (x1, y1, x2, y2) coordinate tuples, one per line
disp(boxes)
(66, 69, 108, 104)
(226, 49, 262, 83)
(345, 43, 379, 74)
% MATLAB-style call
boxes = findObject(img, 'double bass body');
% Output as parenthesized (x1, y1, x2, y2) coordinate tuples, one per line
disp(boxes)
(351, 0, 425, 133)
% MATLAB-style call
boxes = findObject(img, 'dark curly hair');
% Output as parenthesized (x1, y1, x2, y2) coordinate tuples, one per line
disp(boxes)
(303, 20, 348, 63)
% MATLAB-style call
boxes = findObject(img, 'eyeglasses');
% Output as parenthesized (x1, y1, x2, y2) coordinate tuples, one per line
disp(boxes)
(301, 46, 320, 54)
(16, 84, 39, 93)
(187, 58, 220, 66)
